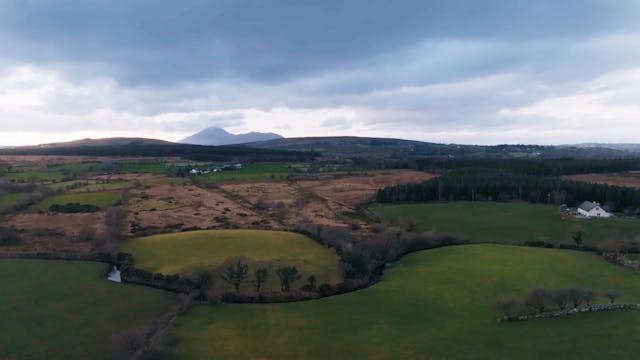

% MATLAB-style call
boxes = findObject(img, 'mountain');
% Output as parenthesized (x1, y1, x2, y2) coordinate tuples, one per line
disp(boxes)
(24, 137, 172, 148)
(180, 127, 283, 146)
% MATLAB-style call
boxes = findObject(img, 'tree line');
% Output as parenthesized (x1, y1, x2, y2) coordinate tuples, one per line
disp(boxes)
(376, 168, 640, 214)
(496, 287, 620, 318)
(416, 158, 640, 176)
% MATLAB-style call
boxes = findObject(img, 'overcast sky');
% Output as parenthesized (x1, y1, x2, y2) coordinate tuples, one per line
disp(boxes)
(1, 0, 639, 146)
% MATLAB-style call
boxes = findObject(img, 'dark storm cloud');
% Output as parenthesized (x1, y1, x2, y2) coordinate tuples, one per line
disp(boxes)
(1, 0, 637, 85)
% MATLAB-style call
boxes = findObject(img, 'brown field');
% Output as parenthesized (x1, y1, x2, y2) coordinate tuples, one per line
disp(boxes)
(4, 212, 105, 254)
(563, 172, 640, 189)
(298, 170, 438, 206)
(220, 181, 362, 228)
(128, 185, 277, 234)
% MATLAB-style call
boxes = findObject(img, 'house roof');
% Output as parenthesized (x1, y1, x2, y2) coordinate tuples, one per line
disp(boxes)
(578, 201, 598, 212)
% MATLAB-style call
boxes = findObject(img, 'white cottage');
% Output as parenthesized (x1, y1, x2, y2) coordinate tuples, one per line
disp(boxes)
(577, 201, 612, 218)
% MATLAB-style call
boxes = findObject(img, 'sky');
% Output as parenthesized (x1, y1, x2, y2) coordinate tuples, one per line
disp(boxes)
(1, 0, 639, 146)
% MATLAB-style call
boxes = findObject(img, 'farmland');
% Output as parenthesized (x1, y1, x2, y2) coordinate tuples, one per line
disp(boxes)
(0, 259, 174, 359)
(170, 244, 640, 359)
(193, 162, 292, 183)
(120, 230, 342, 289)
(374, 202, 640, 245)
(30, 191, 121, 211)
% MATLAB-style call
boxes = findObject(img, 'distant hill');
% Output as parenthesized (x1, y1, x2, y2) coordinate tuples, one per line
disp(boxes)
(566, 143, 640, 153)
(180, 127, 283, 146)
(248, 136, 633, 161)
(23, 137, 172, 149)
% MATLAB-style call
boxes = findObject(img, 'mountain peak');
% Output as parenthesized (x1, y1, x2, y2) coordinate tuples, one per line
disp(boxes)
(179, 127, 283, 146)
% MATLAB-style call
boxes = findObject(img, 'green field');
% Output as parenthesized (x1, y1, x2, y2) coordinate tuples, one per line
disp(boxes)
(374, 202, 640, 245)
(121, 230, 341, 289)
(31, 191, 121, 210)
(0, 192, 29, 207)
(0, 259, 174, 359)
(171, 244, 640, 359)
(195, 163, 292, 183)
(2, 170, 64, 183)
(115, 160, 167, 174)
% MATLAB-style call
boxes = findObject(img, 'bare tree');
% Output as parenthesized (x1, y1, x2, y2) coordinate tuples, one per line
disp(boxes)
(254, 267, 268, 293)
(603, 289, 620, 304)
(219, 258, 249, 295)
(567, 287, 585, 308)
(582, 289, 597, 306)
(276, 266, 302, 292)
(495, 297, 522, 317)
(525, 288, 552, 314)
(550, 289, 570, 310)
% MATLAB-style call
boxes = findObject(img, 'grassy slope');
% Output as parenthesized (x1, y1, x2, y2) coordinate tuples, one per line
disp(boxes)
(121, 230, 341, 286)
(374, 202, 640, 245)
(31, 191, 121, 210)
(0, 259, 174, 359)
(171, 244, 640, 359)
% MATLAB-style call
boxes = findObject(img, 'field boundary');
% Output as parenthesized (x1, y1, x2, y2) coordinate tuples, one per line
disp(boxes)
(499, 303, 640, 322)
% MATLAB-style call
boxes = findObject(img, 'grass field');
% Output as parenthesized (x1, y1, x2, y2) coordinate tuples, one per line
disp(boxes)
(0, 192, 29, 207)
(374, 202, 640, 245)
(115, 160, 167, 174)
(31, 191, 121, 210)
(195, 163, 292, 183)
(0, 259, 174, 359)
(171, 244, 640, 359)
(2, 170, 64, 183)
(121, 230, 341, 289)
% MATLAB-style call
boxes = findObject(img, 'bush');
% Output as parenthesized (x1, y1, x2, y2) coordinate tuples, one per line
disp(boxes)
(0, 227, 21, 246)
(48, 203, 99, 213)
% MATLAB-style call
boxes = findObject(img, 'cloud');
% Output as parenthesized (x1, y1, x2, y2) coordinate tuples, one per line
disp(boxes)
(1, 1, 640, 145)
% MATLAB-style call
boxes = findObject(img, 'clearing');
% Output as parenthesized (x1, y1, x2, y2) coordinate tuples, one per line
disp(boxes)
(170, 244, 640, 359)
(563, 172, 640, 189)
(299, 170, 437, 206)
(374, 202, 640, 245)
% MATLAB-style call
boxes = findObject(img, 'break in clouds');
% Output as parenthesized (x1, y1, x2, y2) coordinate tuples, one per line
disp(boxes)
(1, 0, 640, 145)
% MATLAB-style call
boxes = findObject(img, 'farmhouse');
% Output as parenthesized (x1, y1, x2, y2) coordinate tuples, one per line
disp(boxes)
(577, 201, 612, 218)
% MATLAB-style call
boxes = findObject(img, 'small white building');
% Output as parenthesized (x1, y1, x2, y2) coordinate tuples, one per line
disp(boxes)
(577, 201, 612, 218)
(107, 266, 122, 283)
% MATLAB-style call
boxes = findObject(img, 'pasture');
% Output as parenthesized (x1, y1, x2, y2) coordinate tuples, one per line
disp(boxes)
(194, 162, 292, 183)
(31, 191, 121, 211)
(0, 192, 29, 207)
(121, 230, 341, 289)
(171, 244, 640, 359)
(0, 259, 174, 359)
(374, 202, 640, 245)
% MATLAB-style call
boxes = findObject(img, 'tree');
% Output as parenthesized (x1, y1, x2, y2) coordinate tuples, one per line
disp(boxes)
(305, 275, 317, 291)
(550, 289, 570, 310)
(254, 267, 268, 293)
(276, 266, 302, 292)
(603, 289, 620, 304)
(572, 230, 584, 246)
(581, 288, 597, 306)
(220, 258, 249, 295)
(567, 287, 585, 308)
(525, 288, 552, 314)
(495, 297, 521, 317)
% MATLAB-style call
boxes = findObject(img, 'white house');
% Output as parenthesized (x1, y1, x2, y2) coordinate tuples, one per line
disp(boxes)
(577, 201, 612, 218)
(107, 266, 122, 283)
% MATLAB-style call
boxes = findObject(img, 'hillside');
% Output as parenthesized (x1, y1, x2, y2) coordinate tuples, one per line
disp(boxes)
(24, 137, 172, 148)
(180, 127, 282, 146)
(248, 136, 631, 161)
